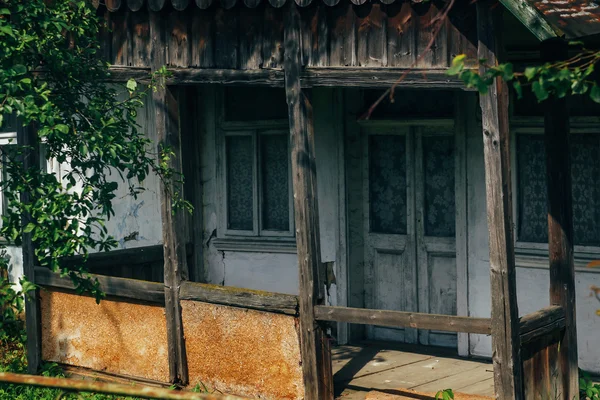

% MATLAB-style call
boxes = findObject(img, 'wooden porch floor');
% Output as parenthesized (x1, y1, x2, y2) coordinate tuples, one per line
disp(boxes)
(333, 342, 494, 400)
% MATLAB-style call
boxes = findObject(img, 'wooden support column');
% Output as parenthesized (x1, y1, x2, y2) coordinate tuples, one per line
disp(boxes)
(477, 2, 523, 399)
(150, 11, 189, 385)
(18, 123, 41, 374)
(284, 3, 333, 399)
(541, 38, 579, 400)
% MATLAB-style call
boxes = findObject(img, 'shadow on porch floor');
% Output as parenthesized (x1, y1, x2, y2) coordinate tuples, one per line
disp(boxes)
(333, 342, 494, 400)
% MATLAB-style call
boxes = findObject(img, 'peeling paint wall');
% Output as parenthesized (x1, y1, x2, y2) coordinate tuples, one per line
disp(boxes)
(40, 290, 170, 382)
(182, 300, 304, 400)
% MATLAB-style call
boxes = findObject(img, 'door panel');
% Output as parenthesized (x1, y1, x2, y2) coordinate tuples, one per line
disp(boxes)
(363, 125, 457, 348)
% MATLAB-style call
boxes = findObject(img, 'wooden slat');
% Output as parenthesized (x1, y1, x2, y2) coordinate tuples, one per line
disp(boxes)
(214, 8, 238, 68)
(239, 7, 263, 70)
(329, 2, 356, 66)
(179, 281, 298, 315)
(190, 7, 214, 68)
(356, 3, 387, 67)
(477, 1, 523, 399)
(34, 267, 166, 304)
(59, 245, 166, 269)
(171, 0, 190, 11)
(131, 8, 151, 67)
(386, 2, 416, 68)
(19, 123, 41, 375)
(519, 306, 566, 345)
(284, 2, 333, 399)
(541, 37, 579, 400)
(150, 10, 189, 385)
(499, 0, 558, 41)
(263, 6, 285, 68)
(126, 0, 144, 11)
(314, 306, 492, 334)
(111, 10, 131, 66)
(167, 10, 191, 67)
(148, 0, 166, 11)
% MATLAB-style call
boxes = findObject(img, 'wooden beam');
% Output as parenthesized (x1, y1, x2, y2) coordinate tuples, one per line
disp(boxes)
(58, 244, 165, 269)
(34, 267, 166, 304)
(541, 37, 579, 400)
(314, 306, 492, 335)
(106, 66, 475, 89)
(519, 306, 566, 345)
(477, 2, 523, 399)
(150, 10, 188, 385)
(499, 0, 559, 42)
(179, 281, 298, 315)
(18, 123, 41, 375)
(284, 3, 333, 399)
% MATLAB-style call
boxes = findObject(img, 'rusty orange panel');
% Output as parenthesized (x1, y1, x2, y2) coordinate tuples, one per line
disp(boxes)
(40, 290, 170, 382)
(181, 300, 304, 400)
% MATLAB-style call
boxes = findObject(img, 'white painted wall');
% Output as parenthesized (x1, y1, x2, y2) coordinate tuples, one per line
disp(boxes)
(466, 114, 600, 374)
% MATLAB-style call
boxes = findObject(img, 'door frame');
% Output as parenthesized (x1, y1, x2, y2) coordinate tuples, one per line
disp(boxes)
(354, 115, 469, 354)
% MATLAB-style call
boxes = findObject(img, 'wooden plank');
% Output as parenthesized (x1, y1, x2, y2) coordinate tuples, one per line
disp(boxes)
(59, 245, 165, 269)
(150, 10, 188, 385)
(521, 329, 562, 400)
(190, 7, 214, 68)
(111, 10, 131, 66)
(284, 3, 333, 399)
(19, 123, 41, 375)
(131, 8, 151, 67)
(214, 8, 238, 68)
(415, 2, 448, 68)
(386, 2, 416, 67)
(299, 3, 329, 67)
(179, 281, 298, 315)
(519, 306, 566, 345)
(239, 7, 263, 70)
(499, 0, 558, 41)
(263, 6, 285, 68)
(477, 1, 523, 399)
(167, 10, 191, 67)
(541, 37, 578, 400)
(356, 3, 387, 67)
(328, 2, 355, 66)
(34, 267, 166, 304)
(314, 305, 492, 334)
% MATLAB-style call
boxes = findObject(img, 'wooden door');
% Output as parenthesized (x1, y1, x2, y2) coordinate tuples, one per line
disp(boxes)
(363, 125, 457, 347)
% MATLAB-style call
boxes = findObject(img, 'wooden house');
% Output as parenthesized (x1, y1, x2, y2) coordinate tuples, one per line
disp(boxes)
(13, 0, 600, 398)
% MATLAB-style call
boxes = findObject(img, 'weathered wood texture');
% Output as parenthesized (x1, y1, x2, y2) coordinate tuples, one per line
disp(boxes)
(151, 10, 189, 385)
(100, 1, 476, 70)
(477, 1, 523, 399)
(34, 267, 166, 304)
(18, 123, 42, 374)
(521, 328, 564, 400)
(519, 306, 565, 345)
(58, 245, 167, 283)
(314, 306, 492, 334)
(284, 3, 333, 399)
(541, 37, 578, 400)
(179, 281, 298, 315)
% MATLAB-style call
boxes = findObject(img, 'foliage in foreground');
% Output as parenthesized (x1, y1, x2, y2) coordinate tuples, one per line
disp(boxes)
(0, 0, 187, 301)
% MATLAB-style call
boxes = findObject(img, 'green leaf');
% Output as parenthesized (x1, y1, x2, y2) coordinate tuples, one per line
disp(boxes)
(55, 124, 69, 134)
(590, 85, 600, 104)
(0, 8, 10, 15)
(532, 81, 549, 102)
(23, 223, 35, 233)
(513, 81, 523, 99)
(20, 78, 31, 85)
(13, 64, 27, 75)
(524, 67, 538, 81)
(126, 79, 138, 93)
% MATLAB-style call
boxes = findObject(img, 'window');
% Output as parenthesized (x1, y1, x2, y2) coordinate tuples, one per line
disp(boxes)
(221, 130, 293, 238)
(0, 114, 17, 220)
(516, 132, 600, 247)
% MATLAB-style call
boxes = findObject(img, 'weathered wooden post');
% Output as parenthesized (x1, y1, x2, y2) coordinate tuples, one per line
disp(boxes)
(150, 10, 189, 385)
(283, 2, 333, 399)
(541, 37, 579, 400)
(477, 1, 523, 399)
(18, 122, 42, 374)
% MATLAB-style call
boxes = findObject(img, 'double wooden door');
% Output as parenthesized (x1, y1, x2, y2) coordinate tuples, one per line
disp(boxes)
(363, 125, 458, 348)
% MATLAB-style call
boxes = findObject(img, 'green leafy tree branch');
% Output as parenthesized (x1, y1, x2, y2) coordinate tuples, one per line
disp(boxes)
(0, 1, 187, 301)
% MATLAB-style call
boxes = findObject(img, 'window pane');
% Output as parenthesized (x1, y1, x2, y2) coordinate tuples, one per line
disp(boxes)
(517, 134, 600, 246)
(423, 136, 455, 237)
(369, 135, 407, 234)
(571, 135, 600, 246)
(260, 134, 289, 231)
(226, 135, 254, 231)
(517, 135, 549, 243)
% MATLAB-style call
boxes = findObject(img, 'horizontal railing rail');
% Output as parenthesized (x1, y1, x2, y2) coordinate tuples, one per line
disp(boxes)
(0, 372, 243, 400)
(34, 267, 165, 304)
(314, 305, 492, 334)
(519, 305, 565, 345)
(179, 281, 298, 315)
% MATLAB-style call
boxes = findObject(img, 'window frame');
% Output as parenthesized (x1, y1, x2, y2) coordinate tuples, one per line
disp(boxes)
(216, 95, 295, 244)
(511, 121, 600, 269)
